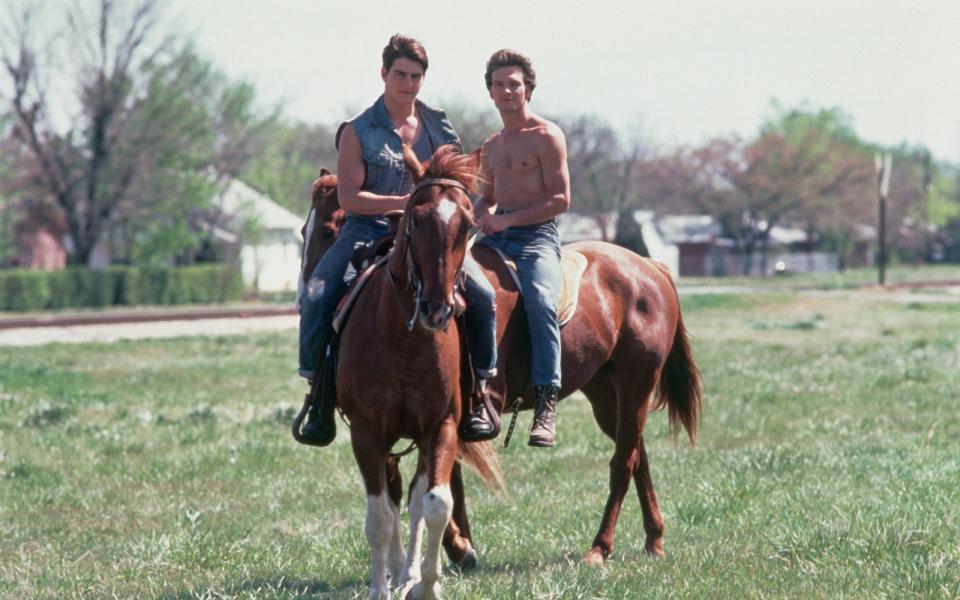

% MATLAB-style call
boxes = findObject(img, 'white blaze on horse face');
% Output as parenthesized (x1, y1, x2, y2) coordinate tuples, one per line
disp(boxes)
(436, 197, 457, 225)
(296, 207, 318, 307)
(300, 208, 317, 278)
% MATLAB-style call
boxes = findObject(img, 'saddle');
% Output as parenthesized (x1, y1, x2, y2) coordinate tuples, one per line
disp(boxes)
(484, 246, 589, 326)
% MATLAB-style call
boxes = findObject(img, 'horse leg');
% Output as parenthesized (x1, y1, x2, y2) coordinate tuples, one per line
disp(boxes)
(408, 418, 458, 600)
(398, 456, 428, 593)
(633, 436, 665, 556)
(350, 425, 394, 600)
(584, 369, 657, 565)
(385, 456, 407, 584)
(442, 461, 477, 569)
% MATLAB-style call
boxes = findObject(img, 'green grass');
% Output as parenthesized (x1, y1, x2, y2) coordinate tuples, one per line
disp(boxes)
(678, 263, 960, 290)
(1, 294, 959, 598)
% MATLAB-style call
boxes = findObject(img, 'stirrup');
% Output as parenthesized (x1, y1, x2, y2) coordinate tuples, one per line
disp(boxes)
(296, 393, 336, 446)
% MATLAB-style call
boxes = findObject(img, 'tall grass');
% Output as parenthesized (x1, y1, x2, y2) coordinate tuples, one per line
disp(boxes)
(1, 293, 958, 598)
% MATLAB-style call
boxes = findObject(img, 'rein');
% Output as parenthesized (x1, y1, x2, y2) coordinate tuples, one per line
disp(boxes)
(388, 177, 471, 332)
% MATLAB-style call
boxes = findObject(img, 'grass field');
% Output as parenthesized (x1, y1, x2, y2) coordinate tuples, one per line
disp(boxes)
(1, 291, 959, 599)
(678, 263, 960, 290)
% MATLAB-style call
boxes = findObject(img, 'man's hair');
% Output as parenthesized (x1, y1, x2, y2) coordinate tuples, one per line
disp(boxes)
(382, 34, 429, 73)
(484, 49, 536, 99)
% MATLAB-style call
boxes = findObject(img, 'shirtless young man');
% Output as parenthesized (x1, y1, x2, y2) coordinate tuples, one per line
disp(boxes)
(474, 49, 571, 447)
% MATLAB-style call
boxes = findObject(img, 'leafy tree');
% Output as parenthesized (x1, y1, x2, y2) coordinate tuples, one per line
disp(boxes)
(1, 0, 274, 266)
(239, 121, 337, 217)
(655, 105, 874, 274)
(442, 102, 500, 154)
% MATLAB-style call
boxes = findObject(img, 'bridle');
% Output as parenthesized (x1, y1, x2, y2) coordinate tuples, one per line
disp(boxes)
(389, 177, 472, 331)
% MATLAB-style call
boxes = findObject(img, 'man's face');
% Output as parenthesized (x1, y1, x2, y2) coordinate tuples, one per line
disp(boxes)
(382, 57, 425, 104)
(489, 66, 528, 113)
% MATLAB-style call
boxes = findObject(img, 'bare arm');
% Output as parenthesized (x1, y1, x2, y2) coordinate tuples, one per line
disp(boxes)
(336, 124, 409, 215)
(473, 144, 497, 217)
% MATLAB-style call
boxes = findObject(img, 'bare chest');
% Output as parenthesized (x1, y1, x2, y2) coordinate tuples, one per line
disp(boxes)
(489, 136, 540, 175)
(396, 118, 421, 147)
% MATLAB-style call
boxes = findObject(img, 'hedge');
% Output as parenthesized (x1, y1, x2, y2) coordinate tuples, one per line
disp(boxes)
(0, 265, 244, 312)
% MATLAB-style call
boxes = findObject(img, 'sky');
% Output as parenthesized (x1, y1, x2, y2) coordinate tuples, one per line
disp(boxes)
(170, 0, 960, 161)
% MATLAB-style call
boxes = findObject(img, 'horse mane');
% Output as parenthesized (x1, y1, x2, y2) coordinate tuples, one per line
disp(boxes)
(404, 144, 480, 195)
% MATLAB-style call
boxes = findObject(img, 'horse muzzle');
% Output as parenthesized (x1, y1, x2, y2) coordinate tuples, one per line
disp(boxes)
(418, 299, 455, 332)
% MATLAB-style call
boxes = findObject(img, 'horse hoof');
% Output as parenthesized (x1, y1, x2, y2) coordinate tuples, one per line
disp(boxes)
(405, 581, 438, 600)
(582, 548, 605, 566)
(644, 539, 665, 558)
(457, 547, 478, 571)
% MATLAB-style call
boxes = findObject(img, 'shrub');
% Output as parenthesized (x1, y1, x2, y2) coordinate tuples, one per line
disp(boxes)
(0, 269, 50, 311)
(0, 265, 244, 311)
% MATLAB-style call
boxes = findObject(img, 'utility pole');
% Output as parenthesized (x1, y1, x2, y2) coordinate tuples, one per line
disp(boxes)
(874, 153, 892, 286)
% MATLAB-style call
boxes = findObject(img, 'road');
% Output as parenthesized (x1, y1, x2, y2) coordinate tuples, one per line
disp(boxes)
(1, 285, 957, 347)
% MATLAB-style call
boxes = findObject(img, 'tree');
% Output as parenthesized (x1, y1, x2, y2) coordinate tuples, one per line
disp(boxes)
(239, 120, 337, 217)
(655, 106, 874, 275)
(1, 0, 274, 266)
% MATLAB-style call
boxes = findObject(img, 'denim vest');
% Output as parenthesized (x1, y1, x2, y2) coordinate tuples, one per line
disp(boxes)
(335, 95, 461, 198)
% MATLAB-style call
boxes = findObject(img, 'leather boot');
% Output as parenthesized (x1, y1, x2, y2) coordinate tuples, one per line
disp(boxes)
(299, 386, 336, 446)
(528, 385, 560, 447)
(299, 342, 337, 446)
(459, 380, 500, 442)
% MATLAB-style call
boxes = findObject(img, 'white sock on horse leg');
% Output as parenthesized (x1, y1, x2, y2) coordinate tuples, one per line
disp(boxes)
(387, 494, 406, 583)
(420, 485, 454, 585)
(401, 472, 428, 586)
(365, 492, 393, 600)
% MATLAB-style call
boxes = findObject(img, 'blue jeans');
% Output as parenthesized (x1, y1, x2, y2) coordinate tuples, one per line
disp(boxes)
(299, 215, 389, 378)
(477, 220, 562, 388)
(298, 215, 498, 381)
(462, 253, 498, 380)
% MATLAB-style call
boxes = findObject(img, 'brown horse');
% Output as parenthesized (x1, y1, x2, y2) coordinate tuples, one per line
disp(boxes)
(332, 146, 501, 599)
(298, 169, 346, 299)
(299, 148, 702, 582)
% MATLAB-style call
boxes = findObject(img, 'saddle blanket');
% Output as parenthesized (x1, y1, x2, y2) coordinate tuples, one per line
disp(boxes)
(485, 246, 588, 326)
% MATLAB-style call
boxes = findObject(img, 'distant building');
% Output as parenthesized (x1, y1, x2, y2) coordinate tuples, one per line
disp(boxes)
(556, 211, 841, 277)
(658, 215, 839, 276)
(212, 179, 304, 293)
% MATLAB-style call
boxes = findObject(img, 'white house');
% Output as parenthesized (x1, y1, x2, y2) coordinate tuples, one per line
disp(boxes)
(214, 180, 304, 293)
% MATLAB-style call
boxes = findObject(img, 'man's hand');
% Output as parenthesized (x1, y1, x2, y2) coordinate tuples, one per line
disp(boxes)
(478, 213, 509, 236)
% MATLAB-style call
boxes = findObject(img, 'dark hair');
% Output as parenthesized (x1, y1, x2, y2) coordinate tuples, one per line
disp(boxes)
(382, 34, 429, 73)
(484, 49, 536, 98)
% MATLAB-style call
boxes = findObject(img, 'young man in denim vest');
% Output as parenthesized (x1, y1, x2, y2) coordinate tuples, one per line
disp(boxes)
(298, 34, 499, 444)
(474, 49, 570, 447)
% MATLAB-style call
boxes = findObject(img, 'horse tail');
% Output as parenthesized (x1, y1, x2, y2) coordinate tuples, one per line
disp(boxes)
(652, 261, 703, 445)
(458, 440, 505, 492)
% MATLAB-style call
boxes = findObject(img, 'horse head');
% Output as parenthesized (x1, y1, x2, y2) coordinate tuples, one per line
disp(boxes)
(300, 168, 345, 286)
(398, 144, 480, 332)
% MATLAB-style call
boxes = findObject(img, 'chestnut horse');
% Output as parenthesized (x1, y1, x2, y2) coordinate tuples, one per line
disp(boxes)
(299, 148, 702, 586)
(330, 147, 502, 599)
(297, 169, 346, 305)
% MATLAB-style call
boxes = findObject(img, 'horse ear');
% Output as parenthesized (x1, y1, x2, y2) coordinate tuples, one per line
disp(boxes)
(320, 167, 331, 176)
(402, 144, 426, 182)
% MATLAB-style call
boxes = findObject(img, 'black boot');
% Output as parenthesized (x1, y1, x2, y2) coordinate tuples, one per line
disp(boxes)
(298, 342, 337, 446)
(528, 385, 560, 448)
(459, 380, 500, 442)
(299, 387, 336, 446)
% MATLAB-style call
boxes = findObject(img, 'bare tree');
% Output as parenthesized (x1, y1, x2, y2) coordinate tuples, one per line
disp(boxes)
(1, 0, 273, 266)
